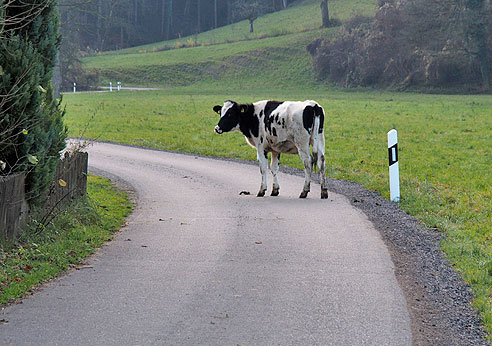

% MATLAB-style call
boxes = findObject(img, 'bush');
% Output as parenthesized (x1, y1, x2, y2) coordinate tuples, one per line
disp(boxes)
(308, 0, 492, 90)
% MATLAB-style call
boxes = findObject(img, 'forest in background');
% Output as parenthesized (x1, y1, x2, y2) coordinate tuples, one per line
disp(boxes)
(58, 0, 291, 53)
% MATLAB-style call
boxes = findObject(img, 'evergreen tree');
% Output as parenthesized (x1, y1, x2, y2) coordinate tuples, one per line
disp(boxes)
(0, 0, 67, 206)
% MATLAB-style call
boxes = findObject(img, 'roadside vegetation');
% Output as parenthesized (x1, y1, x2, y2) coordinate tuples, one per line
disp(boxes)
(63, 0, 492, 339)
(0, 176, 132, 304)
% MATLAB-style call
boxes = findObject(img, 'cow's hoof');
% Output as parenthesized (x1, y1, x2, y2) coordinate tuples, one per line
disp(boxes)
(271, 188, 279, 196)
(299, 190, 309, 199)
(257, 190, 266, 197)
(321, 189, 328, 199)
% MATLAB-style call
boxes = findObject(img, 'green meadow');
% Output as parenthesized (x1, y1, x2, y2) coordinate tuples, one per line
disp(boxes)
(63, 0, 492, 338)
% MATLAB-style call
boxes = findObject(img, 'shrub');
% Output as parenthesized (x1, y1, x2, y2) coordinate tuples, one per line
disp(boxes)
(308, 0, 492, 90)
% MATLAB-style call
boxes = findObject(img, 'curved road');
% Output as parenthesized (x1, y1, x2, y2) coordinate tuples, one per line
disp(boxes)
(1, 142, 412, 345)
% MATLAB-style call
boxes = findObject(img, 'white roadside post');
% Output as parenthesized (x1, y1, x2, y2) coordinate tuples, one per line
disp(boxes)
(109, 82, 113, 92)
(117, 81, 121, 91)
(388, 129, 400, 203)
(73, 82, 76, 93)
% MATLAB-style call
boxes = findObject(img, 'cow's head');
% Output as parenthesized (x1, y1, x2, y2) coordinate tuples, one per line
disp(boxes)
(213, 100, 247, 134)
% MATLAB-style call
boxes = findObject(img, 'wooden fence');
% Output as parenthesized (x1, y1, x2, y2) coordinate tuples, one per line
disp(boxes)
(45, 151, 88, 209)
(0, 151, 88, 240)
(0, 173, 28, 240)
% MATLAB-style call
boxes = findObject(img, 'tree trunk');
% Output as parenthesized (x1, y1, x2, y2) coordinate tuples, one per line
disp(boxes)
(96, 0, 102, 50)
(249, 19, 254, 33)
(161, 0, 166, 37)
(166, 0, 172, 40)
(214, 0, 218, 28)
(227, 0, 232, 24)
(321, 0, 329, 28)
(197, 0, 201, 33)
(283, 0, 288, 9)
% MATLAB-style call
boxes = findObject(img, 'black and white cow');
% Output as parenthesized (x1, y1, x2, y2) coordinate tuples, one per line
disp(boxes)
(213, 100, 328, 199)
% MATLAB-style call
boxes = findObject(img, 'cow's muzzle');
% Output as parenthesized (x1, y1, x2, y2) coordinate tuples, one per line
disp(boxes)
(214, 126, 223, 134)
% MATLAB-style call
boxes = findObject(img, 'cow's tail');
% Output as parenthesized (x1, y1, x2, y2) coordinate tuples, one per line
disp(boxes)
(310, 104, 325, 172)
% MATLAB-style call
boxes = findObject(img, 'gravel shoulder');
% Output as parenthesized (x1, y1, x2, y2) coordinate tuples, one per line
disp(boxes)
(284, 166, 489, 345)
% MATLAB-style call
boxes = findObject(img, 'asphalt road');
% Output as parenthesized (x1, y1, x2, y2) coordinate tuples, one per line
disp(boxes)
(0, 142, 412, 346)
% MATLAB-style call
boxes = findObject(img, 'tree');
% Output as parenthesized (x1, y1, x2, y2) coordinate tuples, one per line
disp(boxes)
(461, 0, 491, 89)
(320, 0, 330, 28)
(0, 0, 67, 205)
(233, 0, 269, 33)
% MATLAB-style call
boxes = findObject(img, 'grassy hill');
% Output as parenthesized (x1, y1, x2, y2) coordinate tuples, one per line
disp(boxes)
(82, 0, 376, 90)
(68, 0, 492, 340)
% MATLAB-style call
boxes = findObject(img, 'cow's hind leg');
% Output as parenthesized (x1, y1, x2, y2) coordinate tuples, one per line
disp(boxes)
(257, 150, 268, 197)
(317, 136, 328, 199)
(270, 151, 280, 196)
(298, 147, 312, 198)
(319, 154, 328, 199)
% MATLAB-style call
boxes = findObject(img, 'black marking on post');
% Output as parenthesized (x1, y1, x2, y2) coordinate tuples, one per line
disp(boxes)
(388, 144, 398, 166)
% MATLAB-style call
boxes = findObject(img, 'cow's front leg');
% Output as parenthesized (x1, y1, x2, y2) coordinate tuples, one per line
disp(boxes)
(257, 150, 268, 197)
(270, 151, 280, 196)
(298, 148, 312, 198)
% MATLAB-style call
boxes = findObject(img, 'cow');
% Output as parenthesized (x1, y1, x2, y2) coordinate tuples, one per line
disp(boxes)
(213, 100, 328, 199)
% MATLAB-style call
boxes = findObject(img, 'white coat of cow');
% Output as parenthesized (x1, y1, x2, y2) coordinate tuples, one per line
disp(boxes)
(213, 100, 328, 199)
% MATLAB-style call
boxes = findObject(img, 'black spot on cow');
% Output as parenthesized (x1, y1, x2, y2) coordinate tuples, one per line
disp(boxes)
(264, 151, 268, 159)
(303, 106, 315, 134)
(263, 101, 283, 135)
(260, 137, 264, 144)
(303, 105, 325, 134)
(238, 104, 259, 138)
(264, 101, 283, 117)
(282, 119, 285, 128)
(272, 127, 277, 137)
(275, 115, 279, 123)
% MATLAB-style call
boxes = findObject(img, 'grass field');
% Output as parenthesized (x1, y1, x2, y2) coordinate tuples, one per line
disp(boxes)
(67, 0, 492, 338)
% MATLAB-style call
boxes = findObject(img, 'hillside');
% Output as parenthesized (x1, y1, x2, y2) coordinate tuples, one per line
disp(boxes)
(82, 0, 377, 90)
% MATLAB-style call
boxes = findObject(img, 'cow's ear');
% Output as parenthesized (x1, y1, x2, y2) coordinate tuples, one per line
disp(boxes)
(213, 105, 222, 114)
